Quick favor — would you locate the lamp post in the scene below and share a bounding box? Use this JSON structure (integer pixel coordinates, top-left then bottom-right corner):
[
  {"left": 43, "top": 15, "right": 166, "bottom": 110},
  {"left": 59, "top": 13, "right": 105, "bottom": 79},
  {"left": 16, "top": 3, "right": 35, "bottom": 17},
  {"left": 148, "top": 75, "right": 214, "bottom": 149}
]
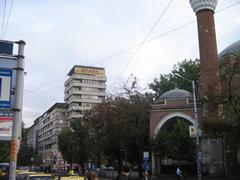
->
[{"left": 174, "top": 73, "right": 202, "bottom": 180}]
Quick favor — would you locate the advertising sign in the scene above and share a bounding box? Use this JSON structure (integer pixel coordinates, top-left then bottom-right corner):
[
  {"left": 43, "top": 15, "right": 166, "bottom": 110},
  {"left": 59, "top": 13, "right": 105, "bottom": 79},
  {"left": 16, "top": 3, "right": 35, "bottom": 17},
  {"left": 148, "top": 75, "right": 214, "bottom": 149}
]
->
[
  {"left": 0, "top": 56, "right": 17, "bottom": 140},
  {"left": 74, "top": 66, "right": 105, "bottom": 76},
  {"left": 0, "top": 110, "right": 14, "bottom": 140},
  {"left": 0, "top": 69, "right": 12, "bottom": 108}
]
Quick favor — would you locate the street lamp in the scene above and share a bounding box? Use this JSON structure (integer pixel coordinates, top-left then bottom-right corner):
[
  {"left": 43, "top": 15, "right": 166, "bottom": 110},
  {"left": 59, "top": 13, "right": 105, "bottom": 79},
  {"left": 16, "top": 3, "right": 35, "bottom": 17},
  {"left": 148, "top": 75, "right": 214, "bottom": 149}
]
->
[{"left": 174, "top": 73, "right": 202, "bottom": 180}]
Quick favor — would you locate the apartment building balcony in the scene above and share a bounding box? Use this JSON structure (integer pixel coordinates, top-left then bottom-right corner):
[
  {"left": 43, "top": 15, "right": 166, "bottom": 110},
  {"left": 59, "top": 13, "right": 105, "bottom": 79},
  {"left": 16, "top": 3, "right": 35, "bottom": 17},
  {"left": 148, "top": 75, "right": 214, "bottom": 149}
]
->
[
  {"left": 67, "top": 106, "right": 91, "bottom": 112},
  {"left": 64, "top": 82, "right": 106, "bottom": 92},
  {"left": 64, "top": 89, "right": 106, "bottom": 100}
]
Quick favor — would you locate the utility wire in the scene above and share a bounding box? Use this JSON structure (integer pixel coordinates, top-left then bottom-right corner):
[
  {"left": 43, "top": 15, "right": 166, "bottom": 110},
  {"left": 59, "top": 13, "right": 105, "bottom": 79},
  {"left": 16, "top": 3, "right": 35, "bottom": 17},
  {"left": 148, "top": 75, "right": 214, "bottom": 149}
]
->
[
  {"left": 28, "top": 75, "right": 67, "bottom": 92},
  {"left": 29, "top": 86, "right": 64, "bottom": 94},
  {"left": 3, "top": 0, "right": 14, "bottom": 39},
  {"left": 111, "top": 0, "right": 174, "bottom": 89},
  {"left": 216, "top": 1, "right": 240, "bottom": 13},
  {"left": 92, "top": 1, "right": 240, "bottom": 66},
  {"left": 1, "top": 0, "right": 7, "bottom": 39},
  {"left": 108, "top": 1, "right": 240, "bottom": 91},
  {"left": 24, "top": 89, "right": 61, "bottom": 102},
  {"left": 25, "top": 1, "right": 240, "bottom": 94}
]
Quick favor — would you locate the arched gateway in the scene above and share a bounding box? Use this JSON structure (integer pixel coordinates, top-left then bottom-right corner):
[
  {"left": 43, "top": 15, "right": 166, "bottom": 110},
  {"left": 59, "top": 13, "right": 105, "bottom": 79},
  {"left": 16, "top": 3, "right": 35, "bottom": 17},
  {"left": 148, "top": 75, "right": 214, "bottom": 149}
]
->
[{"left": 149, "top": 88, "right": 202, "bottom": 175}]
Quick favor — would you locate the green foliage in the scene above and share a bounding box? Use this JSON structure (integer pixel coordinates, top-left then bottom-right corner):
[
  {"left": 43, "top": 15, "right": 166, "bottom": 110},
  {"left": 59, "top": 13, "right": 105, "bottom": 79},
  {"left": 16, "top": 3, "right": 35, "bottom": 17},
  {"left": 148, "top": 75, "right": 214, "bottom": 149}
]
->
[
  {"left": 0, "top": 142, "right": 10, "bottom": 162},
  {"left": 58, "top": 118, "right": 94, "bottom": 164},
  {"left": 85, "top": 92, "right": 152, "bottom": 165},
  {"left": 17, "top": 145, "right": 34, "bottom": 166},
  {"left": 17, "top": 124, "right": 34, "bottom": 166},
  {"left": 58, "top": 128, "right": 75, "bottom": 164},
  {"left": 149, "top": 59, "right": 200, "bottom": 99},
  {"left": 151, "top": 120, "right": 196, "bottom": 162}
]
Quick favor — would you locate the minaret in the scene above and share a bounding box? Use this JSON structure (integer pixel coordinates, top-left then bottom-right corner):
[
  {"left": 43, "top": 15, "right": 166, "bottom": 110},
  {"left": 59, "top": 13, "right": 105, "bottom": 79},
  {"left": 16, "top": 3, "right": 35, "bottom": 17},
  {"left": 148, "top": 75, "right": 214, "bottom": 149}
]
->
[{"left": 190, "top": 0, "right": 221, "bottom": 100}]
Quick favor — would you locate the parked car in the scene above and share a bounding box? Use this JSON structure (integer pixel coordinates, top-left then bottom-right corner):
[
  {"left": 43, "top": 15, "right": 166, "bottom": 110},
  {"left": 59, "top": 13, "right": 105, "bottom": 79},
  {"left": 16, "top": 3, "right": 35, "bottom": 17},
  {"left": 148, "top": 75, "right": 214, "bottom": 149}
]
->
[
  {"left": 16, "top": 172, "right": 36, "bottom": 180},
  {"left": 24, "top": 173, "right": 52, "bottom": 180}
]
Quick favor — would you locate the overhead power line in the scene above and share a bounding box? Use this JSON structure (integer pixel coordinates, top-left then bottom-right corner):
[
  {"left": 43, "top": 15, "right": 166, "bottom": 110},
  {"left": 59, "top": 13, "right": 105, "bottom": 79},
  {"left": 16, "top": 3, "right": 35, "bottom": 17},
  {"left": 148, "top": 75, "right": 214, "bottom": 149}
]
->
[
  {"left": 25, "top": 1, "right": 240, "bottom": 94},
  {"left": 28, "top": 75, "right": 67, "bottom": 92},
  {"left": 111, "top": 0, "right": 174, "bottom": 89},
  {"left": 216, "top": 1, "right": 240, "bottom": 13},
  {"left": 24, "top": 89, "right": 61, "bottom": 102},
  {"left": 1, "top": 0, "right": 7, "bottom": 39},
  {"left": 92, "top": 1, "right": 240, "bottom": 66},
  {"left": 3, "top": 0, "right": 14, "bottom": 39}
]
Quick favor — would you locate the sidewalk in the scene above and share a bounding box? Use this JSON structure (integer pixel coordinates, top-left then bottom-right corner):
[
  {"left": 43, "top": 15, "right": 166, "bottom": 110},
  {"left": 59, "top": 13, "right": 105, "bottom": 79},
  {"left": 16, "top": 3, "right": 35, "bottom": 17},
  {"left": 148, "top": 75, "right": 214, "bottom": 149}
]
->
[{"left": 99, "top": 171, "right": 240, "bottom": 180}]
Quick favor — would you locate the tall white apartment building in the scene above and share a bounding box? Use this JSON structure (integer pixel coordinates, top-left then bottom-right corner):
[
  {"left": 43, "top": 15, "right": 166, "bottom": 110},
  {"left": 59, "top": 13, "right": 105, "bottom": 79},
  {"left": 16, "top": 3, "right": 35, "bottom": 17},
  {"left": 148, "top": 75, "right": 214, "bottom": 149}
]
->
[{"left": 64, "top": 65, "right": 106, "bottom": 119}]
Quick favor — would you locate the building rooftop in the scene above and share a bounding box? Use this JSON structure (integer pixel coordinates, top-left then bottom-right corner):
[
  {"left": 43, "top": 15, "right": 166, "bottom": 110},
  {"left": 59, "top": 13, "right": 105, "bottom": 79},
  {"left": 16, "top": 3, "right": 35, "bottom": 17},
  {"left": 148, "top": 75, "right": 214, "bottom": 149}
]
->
[
  {"left": 67, "top": 65, "right": 105, "bottom": 76},
  {"left": 219, "top": 40, "right": 240, "bottom": 60},
  {"left": 159, "top": 88, "right": 192, "bottom": 100}
]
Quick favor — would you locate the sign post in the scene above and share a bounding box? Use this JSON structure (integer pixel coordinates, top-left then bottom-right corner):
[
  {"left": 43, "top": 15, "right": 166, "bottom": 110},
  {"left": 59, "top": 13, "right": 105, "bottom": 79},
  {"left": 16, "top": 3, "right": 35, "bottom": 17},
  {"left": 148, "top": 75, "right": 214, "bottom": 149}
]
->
[
  {"left": 143, "top": 151, "right": 149, "bottom": 161},
  {"left": 6, "top": 40, "right": 25, "bottom": 180}
]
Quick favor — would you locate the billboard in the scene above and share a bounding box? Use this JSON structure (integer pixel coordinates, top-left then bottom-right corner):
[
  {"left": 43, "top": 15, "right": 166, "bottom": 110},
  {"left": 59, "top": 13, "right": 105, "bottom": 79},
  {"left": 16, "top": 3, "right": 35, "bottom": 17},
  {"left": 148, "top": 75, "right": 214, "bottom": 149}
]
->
[
  {"left": 0, "top": 69, "right": 12, "bottom": 108},
  {"left": 0, "top": 56, "right": 17, "bottom": 140},
  {"left": 0, "top": 110, "right": 14, "bottom": 140},
  {"left": 74, "top": 66, "right": 105, "bottom": 76}
]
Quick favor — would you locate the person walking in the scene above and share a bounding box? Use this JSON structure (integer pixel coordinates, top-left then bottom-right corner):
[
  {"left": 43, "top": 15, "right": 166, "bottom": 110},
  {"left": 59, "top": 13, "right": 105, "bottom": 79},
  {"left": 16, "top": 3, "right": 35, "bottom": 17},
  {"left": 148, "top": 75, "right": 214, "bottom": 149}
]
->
[
  {"left": 143, "top": 161, "right": 151, "bottom": 180},
  {"left": 86, "top": 172, "right": 99, "bottom": 180},
  {"left": 176, "top": 166, "right": 182, "bottom": 180},
  {"left": 115, "top": 162, "right": 131, "bottom": 180}
]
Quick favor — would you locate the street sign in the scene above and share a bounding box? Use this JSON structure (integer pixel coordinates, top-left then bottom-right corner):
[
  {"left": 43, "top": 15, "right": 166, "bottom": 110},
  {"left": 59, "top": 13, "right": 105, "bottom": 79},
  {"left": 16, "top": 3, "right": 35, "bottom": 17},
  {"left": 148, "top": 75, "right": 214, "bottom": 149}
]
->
[
  {"left": 0, "top": 69, "right": 12, "bottom": 108},
  {"left": 143, "top": 151, "right": 150, "bottom": 161},
  {"left": 143, "top": 161, "right": 150, "bottom": 170},
  {"left": 189, "top": 125, "right": 197, "bottom": 137},
  {"left": 0, "top": 41, "right": 13, "bottom": 55},
  {"left": 0, "top": 51, "right": 17, "bottom": 141}
]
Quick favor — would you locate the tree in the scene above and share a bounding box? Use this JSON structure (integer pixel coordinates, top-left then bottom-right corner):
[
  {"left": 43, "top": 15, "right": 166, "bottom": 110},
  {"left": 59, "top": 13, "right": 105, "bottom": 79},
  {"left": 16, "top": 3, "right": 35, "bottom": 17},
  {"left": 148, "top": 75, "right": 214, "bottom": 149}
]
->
[
  {"left": 149, "top": 59, "right": 200, "bottom": 99},
  {"left": 151, "top": 119, "right": 196, "bottom": 162},
  {"left": 0, "top": 142, "right": 10, "bottom": 162},
  {"left": 58, "top": 117, "right": 93, "bottom": 172},
  {"left": 18, "top": 124, "right": 34, "bottom": 166},
  {"left": 58, "top": 128, "right": 74, "bottom": 166},
  {"left": 201, "top": 54, "right": 240, "bottom": 176},
  {"left": 71, "top": 77, "right": 152, "bottom": 176}
]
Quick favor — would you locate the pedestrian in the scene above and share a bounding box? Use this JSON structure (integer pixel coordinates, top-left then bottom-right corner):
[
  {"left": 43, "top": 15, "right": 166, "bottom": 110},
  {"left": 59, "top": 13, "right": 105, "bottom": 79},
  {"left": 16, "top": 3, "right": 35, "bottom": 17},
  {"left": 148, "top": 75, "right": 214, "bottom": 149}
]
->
[
  {"left": 68, "top": 169, "right": 74, "bottom": 175},
  {"left": 143, "top": 161, "right": 151, "bottom": 180},
  {"left": 115, "top": 162, "right": 131, "bottom": 180},
  {"left": 86, "top": 172, "right": 99, "bottom": 180},
  {"left": 176, "top": 166, "right": 182, "bottom": 180}
]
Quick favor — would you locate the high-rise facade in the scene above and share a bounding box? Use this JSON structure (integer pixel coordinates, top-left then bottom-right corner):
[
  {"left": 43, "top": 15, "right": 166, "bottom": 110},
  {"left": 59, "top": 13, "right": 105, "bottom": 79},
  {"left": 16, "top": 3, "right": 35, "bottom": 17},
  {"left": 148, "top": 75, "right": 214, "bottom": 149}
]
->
[{"left": 64, "top": 65, "right": 107, "bottom": 120}]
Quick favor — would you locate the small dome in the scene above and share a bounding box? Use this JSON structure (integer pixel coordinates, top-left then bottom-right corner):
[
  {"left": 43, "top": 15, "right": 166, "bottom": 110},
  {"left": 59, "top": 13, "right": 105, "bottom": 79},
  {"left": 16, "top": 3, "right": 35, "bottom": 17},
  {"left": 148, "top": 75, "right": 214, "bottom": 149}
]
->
[
  {"left": 159, "top": 88, "right": 192, "bottom": 100},
  {"left": 219, "top": 40, "right": 240, "bottom": 60}
]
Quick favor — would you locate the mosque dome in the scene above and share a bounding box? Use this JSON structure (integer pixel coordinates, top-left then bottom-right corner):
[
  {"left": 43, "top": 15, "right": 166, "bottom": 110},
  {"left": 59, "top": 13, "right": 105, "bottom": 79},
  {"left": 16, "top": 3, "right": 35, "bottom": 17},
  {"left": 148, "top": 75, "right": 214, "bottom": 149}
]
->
[
  {"left": 219, "top": 40, "right": 240, "bottom": 60},
  {"left": 159, "top": 88, "right": 192, "bottom": 100}
]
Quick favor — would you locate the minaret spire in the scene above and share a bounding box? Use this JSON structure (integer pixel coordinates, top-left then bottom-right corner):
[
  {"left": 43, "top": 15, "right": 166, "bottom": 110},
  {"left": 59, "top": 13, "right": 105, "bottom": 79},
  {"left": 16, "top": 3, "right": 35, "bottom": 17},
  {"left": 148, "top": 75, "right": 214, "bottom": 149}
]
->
[{"left": 190, "top": 0, "right": 220, "bottom": 99}]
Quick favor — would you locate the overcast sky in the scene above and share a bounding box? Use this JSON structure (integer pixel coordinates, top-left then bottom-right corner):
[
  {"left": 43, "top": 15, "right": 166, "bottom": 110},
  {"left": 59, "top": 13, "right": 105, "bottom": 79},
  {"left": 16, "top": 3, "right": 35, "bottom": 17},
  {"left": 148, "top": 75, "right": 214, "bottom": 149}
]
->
[{"left": 2, "top": 0, "right": 239, "bottom": 127}]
